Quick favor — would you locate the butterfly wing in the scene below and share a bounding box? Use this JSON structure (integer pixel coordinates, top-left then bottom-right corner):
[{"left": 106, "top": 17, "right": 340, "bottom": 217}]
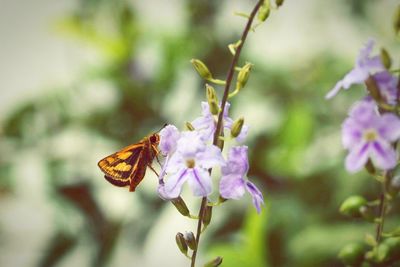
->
[{"left": 98, "top": 143, "right": 144, "bottom": 189}]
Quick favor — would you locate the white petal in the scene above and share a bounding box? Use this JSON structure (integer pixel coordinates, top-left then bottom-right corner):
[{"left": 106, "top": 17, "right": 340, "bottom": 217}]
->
[
  {"left": 164, "top": 168, "right": 189, "bottom": 199},
  {"left": 187, "top": 168, "right": 212, "bottom": 197},
  {"left": 197, "top": 145, "right": 225, "bottom": 169}
]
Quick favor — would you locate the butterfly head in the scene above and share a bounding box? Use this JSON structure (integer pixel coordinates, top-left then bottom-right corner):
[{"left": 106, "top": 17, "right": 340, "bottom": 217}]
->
[{"left": 149, "top": 133, "right": 160, "bottom": 144}]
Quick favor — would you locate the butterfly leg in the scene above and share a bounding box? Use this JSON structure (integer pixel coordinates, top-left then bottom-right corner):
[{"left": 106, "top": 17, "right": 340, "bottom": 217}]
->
[{"left": 148, "top": 164, "right": 159, "bottom": 177}]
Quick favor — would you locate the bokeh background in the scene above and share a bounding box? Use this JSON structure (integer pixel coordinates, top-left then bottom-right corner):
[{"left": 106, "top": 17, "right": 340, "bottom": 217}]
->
[{"left": 1, "top": 0, "right": 400, "bottom": 266}]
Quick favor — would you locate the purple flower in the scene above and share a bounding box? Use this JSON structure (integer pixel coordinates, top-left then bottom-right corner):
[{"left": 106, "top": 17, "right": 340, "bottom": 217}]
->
[
  {"left": 191, "top": 101, "right": 248, "bottom": 142},
  {"left": 219, "top": 146, "right": 264, "bottom": 213},
  {"left": 326, "top": 39, "right": 385, "bottom": 99},
  {"left": 342, "top": 100, "right": 400, "bottom": 173},
  {"left": 162, "top": 131, "right": 225, "bottom": 199},
  {"left": 372, "top": 71, "right": 398, "bottom": 105},
  {"left": 159, "top": 124, "right": 180, "bottom": 156}
]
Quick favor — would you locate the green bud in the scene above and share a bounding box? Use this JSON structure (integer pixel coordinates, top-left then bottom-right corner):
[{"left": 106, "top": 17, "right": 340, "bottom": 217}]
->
[
  {"left": 338, "top": 243, "right": 365, "bottom": 266},
  {"left": 230, "top": 117, "right": 244, "bottom": 138},
  {"left": 394, "top": 5, "right": 400, "bottom": 34},
  {"left": 191, "top": 59, "right": 213, "bottom": 81},
  {"left": 202, "top": 205, "right": 212, "bottom": 227},
  {"left": 185, "top": 232, "right": 197, "bottom": 250},
  {"left": 206, "top": 84, "right": 218, "bottom": 102},
  {"left": 365, "top": 76, "right": 382, "bottom": 103},
  {"left": 206, "top": 84, "right": 220, "bottom": 115},
  {"left": 171, "top": 197, "right": 190, "bottom": 217},
  {"left": 275, "top": 0, "right": 284, "bottom": 7},
  {"left": 339, "top": 195, "right": 368, "bottom": 217},
  {"left": 203, "top": 256, "right": 223, "bottom": 267},
  {"left": 380, "top": 48, "right": 392, "bottom": 70},
  {"left": 258, "top": 0, "right": 271, "bottom": 22},
  {"left": 176, "top": 232, "right": 188, "bottom": 255},
  {"left": 185, "top": 121, "right": 195, "bottom": 131},
  {"left": 209, "top": 101, "right": 220, "bottom": 115},
  {"left": 237, "top": 63, "right": 253, "bottom": 89}
]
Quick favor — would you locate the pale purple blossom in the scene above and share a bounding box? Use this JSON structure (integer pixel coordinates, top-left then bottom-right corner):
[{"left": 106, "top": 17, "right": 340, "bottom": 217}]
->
[
  {"left": 372, "top": 71, "right": 398, "bottom": 105},
  {"left": 326, "top": 39, "right": 385, "bottom": 99},
  {"left": 159, "top": 124, "right": 180, "bottom": 156},
  {"left": 342, "top": 100, "right": 400, "bottom": 173},
  {"left": 191, "top": 101, "right": 248, "bottom": 142},
  {"left": 161, "top": 131, "right": 225, "bottom": 199},
  {"left": 219, "top": 146, "right": 264, "bottom": 213}
]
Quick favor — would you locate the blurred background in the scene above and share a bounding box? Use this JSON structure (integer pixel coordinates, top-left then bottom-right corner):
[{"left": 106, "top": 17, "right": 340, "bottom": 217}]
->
[{"left": 1, "top": 0, "right": 400, "bottom": 266}]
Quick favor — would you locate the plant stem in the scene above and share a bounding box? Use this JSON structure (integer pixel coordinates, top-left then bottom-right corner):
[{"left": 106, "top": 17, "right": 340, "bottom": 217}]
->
[
  {"left": 375, "top": 172, "right": 388, "bottom": 243},
  {"left": 190, "top": 1, "right": 264, "bottom": 266}
]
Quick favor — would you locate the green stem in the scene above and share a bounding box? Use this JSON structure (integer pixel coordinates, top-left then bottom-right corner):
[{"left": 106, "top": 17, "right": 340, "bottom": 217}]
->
[
  {"left": 375, "top": 172, "right": 388, "bottom": 243},
  {"left": 190, "top": 1, "right": 264, "bottom": 266}
]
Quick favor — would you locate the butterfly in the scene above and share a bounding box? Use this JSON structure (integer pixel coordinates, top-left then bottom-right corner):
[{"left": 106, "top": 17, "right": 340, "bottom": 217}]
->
[{"left": 98, "top": 133, "right": 160, "bottom": 192}]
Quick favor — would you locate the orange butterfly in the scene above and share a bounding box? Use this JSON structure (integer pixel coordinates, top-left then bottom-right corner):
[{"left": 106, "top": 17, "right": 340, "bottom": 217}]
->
[{"left": 98, "top": 133, "right": 160, "bottom": 192}]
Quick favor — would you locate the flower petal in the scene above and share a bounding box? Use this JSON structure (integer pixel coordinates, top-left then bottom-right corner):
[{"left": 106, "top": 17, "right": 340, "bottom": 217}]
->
[
  {"left": 245, "top": 181, "right": 264, "bottom": 214},
  {"left": 236, "top": 124, "right": 249, "bottom": 143},
  {"left": 369, "top": 140, "right": 397, "bottom": 170},
  {"left": 219, "top": 174, "right": 246, "bottom": 199},
  {"left": 187, "top": 168, "right": 212, "bottom": 197},
  {"left": 221, "top": 146, "right": 249, "bottom": 176},
  {"left": 165, "top": 151, "right": 185, "bottom": 173},
  {"left": 164, "top": 168, "right": 189, "bottom": 199},
  {"left": 342, "top": 117, "right": 363, "bottom": 149},
  {"left": 373, "top": 71, "right": 398, "bottom": 105},
  {"left": 197, "top": 145, "right": 225, "bottom": 169},
  {"left": 326, "top": 80, "right": 345, "bottom": 99},
  {"left": 159, "top": 124, "right": 180, "bottom": 155},
  {"left": 176, "top": 131, "right": 206, "bottom": 157},
  {"left": 345, "top": 142, "right": 370, "bottom": 173},
  {"left": 378, "top": 113, "right": 400, "bottom": 142}
]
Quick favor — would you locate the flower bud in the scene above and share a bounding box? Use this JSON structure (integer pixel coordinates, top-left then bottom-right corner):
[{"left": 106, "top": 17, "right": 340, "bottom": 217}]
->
[
  {"left": 176, "top": 232, "right": 188, "bottom": 255},
  {"left": 191, "top": 59, "right": 213, "bottom": 81},
  {"left": 338, "top": 243, "right": 365, "bottom": 266},
  {"left": 185, "top": 121, "right": 195, "bottom": 131},
  {"left": 202, "top": 205, "right": 212, "bottom": 227},
  {"left": 236, "top": 63, "right": 253, "bottom": 91},
  {"left": 205, "top": 84, "right": 220, "bottom": 115},
  {"left": 185, "top": 232, "right": 197, "bottom": 250},
  {"left": 203, "top": 256, "right": 223, "bottom": 267},
  {"left": 171, "top": 197, "right": 190, "bottom": 217},
  {"left": 380, "top": 48, "right": 392, "bottom": 70},
  {"left": 230, "top": 117, "right": 244, "bottom": 138},
  {"left": 394, "top": 5, "right": 400, "bottom": 34},
  {"left": 275, "top": 0, "right": 284, "bottom": 7},
  {"left": 258, "top": 0, "right": 270, "bottom": 22},
  {"left": 339, "top": 195, "right": 367, "bottom": 217},
  {"left": 365, "top": 76, "right": 382, "bottom": 103},
  {"left": 206, "top": 84, "right": 218, "bottom": 102}
]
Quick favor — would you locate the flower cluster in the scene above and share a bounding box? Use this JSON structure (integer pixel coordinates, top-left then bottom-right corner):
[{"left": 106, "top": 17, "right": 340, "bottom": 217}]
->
[
  {"left": 158, "top": 102, "right": 263, "bottom": 213},
  {"left": 327, "top": 39, "right": 400, "bottom": 173}
]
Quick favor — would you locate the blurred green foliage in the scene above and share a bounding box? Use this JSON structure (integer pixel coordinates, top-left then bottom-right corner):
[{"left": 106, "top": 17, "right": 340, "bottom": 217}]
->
[{"left": 1, "top": 0, "right": 399, "bottom": 267}]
